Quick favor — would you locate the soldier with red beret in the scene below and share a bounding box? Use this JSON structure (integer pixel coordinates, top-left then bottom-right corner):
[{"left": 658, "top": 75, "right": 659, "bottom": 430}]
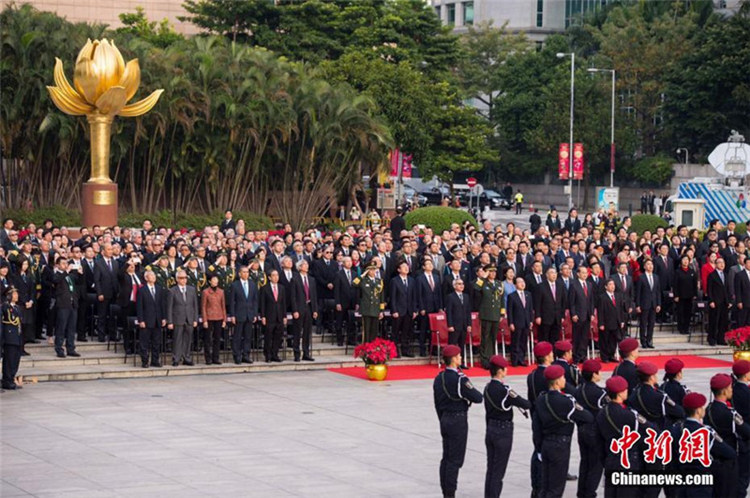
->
[
  {"left": 553, "top": 340, "right": 580, "bottom": 395},
  {"left": 483, "top": 355, "right": 531, "bottom": 498},
  {"left": 733, "top": 359, "right": 750, "bottom": 496},
  {"left": 573, "top": 358, "right": 607, "bottom": 498},
  {"left": 612, "top": 338, "right": 639, "bottom": 394},
  {"left": 705, "top": 373, "right": 750, "bottom": 498},
  {"left": 661, "top": 358, "right": 689, "bottom": 413},
  {"left": 527, "top": 341, "right": 553, "bottom": 497},
  {"left": 432, "top": 344, "right": 483, "bottom": 498},
  {"left": 533, "top": 364, "right": 593, "bottom": 498}
]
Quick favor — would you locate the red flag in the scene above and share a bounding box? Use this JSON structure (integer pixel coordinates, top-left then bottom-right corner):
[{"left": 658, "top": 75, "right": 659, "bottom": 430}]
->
[
  {"left": 558, "top": 143, "right": 570, "bottom": 180},
  {"left": 573, "top": 143, "right": 584, "bottom": 180}
]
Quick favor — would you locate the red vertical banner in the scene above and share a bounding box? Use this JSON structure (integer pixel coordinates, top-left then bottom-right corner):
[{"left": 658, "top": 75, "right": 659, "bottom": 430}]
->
[
  {"left": 558, "top": 143, "right": 570, "bottom": 180},
  {"left": 573, "top": 143, "right": 584, "bottom": 180},
  {"left": 390, "top": 149, "right": 399, "bottom": 177},
  {"left": 402, "top": 153, "right": 412, "bottom": 178}
]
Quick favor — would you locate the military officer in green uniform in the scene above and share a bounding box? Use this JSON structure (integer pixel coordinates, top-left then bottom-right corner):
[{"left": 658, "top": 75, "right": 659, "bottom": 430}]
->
[
  {"left": 182, "top": 257, "right": 207, "bottom": 297},
  {"left": 248, "top": 258, "right": 267, "bottom": 289},
  {"left": 146, "top": 254, "right": 174, "bottom": 289},
  {"left": 473, "top": 264, "right": 504, "bottom": 369},
  {"left": 208, "top": 251, "right": 235, "bottom": 293},
  {"left": 354, "top": 261, "right": 384, "bottom": 342},
  {"left": 1, "top": 287, "right": 23, "bottom": 390}
]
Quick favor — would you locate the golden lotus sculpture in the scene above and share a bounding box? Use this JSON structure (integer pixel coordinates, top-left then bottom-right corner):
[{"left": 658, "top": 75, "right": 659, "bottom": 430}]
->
[{"left": 47, "top": 38, "right": 163, "bottom": 184}]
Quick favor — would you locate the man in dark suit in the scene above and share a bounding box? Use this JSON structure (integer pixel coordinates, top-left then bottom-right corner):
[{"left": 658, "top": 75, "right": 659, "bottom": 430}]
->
[
  {"left": 707, "top": 258, "right": 730, "bottom": 346},
  {"left": 278, "top": 256, "right": 295, "bottom": 311},
  {"left": 416, "top": 258, "right": 443, "bottom": 357},
  {"left": 220, "top": 209, "right": 236, "bottom": 233},
  {"left": 334, "top": 256, "right": 358, "bottom": 347},
  {"left": 444, "top": 279, "right": 472, "bottom": 351},
  {"left": 598, "top": 279, "right": 626, "bottom": 362},
  {"left": 524, "top": 261, "right": 545, "bottom": 301},
  {"left": 390, "top": 261, "right": 418, "bottom": 357},
  {"left": 77, "top": 245, "right": 97, "bottom": 341},
  {"left": 311, "top": 246, "right": 338, "bottom": 335},
  {"left": 228, "top": 266, "right": 259, "bottom": 363},
  {"left": 52, "top": 257, "right": 82, "bottom": 358},
  {"left": 612, "top": 262, "right": 634, "bottom": 313},
  {"left": 516, "top": 242, "right": 532, "bottom": 278},
  {"left": 290, "top": 260, "right": 319, "bottom": 362},
  {"left": 653, "top": 244, "right": 674, "bottom": 322},
  {"left": 259, "top": 269, "right": 287, "bottom": 362},
  {"left": 136, "top": 270, "right": 167, "bottom": 368},
  {"left": 443, "top": 259, "right": 466, "bottom": 299},
  {"left": 167, "top": 270, "right": 199, "bottom": 366},
  {"left": 116, "top": 256, "right": 143, "bottom": 355},
  {"left": 569, "top": 266, "right": 595, "bottom": 364},
  {"left": 534, "top": 267, "right": 567, "bottom": 343},
  {"left": 735, "top": 258, "right": 750, "bottom": 327},
  {"left": 507, "top": 277, "right": 533, "bottom": 366},
  {"left": 94, "top": 243, "right": 119, "bottom": 342},
  {"left": 635, "top": 260, "right": 661, "bottom": 349}
]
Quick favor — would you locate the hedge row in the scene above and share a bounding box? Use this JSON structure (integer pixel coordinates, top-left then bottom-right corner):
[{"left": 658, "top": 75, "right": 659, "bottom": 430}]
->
[
  {"left": 2, "top": 207, "right": 274, "bottom": 230},
  {"left": 404, "top": 206, "right": 478, "bottom": 234}
]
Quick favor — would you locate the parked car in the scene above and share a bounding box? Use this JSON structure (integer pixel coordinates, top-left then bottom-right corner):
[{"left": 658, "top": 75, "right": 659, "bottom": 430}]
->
[
  {"left": 419, "top": 186, "right": 450, "bottom": 206},
  {"left": 402, "top": 184, "right": 427, "bottom": 207},
  {"left": 459, "top": 189, "right": 511, "bottom": 210}
]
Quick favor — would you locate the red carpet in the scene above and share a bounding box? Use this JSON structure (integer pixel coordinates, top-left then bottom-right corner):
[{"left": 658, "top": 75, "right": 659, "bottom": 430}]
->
[{"left": 328, "top": 355, "right": 732, "bottom": 381}]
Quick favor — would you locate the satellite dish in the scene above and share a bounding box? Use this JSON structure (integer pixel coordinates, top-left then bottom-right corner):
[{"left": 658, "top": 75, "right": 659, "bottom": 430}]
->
[{"left": 708, "top": 130, "right": 750, "bottom": 177}]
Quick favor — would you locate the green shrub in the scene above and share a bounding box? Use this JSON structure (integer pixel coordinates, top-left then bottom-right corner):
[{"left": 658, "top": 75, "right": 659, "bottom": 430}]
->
[
  {"left": 2, "top": 208, "right": 273, "bottom": 231},
  {"left": 404, "top": 206, "right": 478, "bottom": 234},
  {"left": 631, "top": 155, "right": 674, "bottom": 186},
  {"left": 719, "top": 223, "right": 748, "bottom": 237},
  {"left": 2, "top": 206, "right": 81, "bottom": 226},
  {"left": 629, "top": 214, "right": 668, "bottom": 234}
]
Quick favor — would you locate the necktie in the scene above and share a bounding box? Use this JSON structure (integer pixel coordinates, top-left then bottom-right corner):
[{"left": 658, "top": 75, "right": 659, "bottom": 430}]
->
[
  {"left": 720, "top": 271, "right": 725, "bottom": 283},
  {"left": 621, "top": 275, "right": 626, "bottom": 291},
  {"left": 303, "top": 276, "right": 310, "bottom": 301},
  {"left": 131, "top": 275, "right": 138, "bottom": 301},
  {"left": 243, "top": 280, "right": 248, "bottom": 297},
  {"left": 520, "top": 292, "right": 526, "bottom": 307},
  {"left": 150, "top": 286, "right": 155, "bottom": 299},
  {"left": 583, "top": 282, "right": 588, "bottom": 297},
  {"left": 459, "top": 293, "right": 463, "bottom": 304},
  {"left": 403, "top": 278, "right": 408, "bottom": 289},
  {"left": 611, "top": 294, "right": 616, "bottom": 306},
  {"left": 273, "top": 284, "right": 278, "bottom": 301},
  {"left": 107, "top": 259, "right": 112, "bottom": 272},
  {"left": 89, "top": 260, "right": 94, "bottom": 271},
  {"left": 428, "top": 274, "right": 434, "bottom": 290},
  {"left": 181, "top": 287, "right": 186, "bottom": 301},
  {"left": 326, "top": 260, "right": 330, "bottom": 266},
  {"left": 648, "top": 274, "right": 653, "bottom": 289},
  {"left": 346, "top": 270, "right": 351, "bottom": 284},
  {"left": 551, "top": 283, "right": 556, "bottom": 300},
  {"left": 536, "top": 274, "right": 541, "bottom": 284}
]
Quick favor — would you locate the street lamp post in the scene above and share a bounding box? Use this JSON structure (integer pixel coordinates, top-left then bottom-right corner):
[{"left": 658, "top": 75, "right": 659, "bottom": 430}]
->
[
  {"left": 676, "top": 147, "right": 689, "bottom": 166},
  {"left": 588, "top": 67, "right": 616, "bottom": 187},
  {"left": 557, "top": 52, "right": 575, "bottom": 209}
]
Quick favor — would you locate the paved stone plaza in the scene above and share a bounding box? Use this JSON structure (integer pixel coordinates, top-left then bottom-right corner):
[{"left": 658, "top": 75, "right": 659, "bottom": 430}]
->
[{"left": 0, "top": 357, "right": 732, "bottom": 497}]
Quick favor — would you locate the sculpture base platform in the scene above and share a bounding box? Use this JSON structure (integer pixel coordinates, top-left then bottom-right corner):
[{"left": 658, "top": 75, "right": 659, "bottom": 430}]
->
[{"left": 81, "top": 182, "right": 118, "bottom": 228}]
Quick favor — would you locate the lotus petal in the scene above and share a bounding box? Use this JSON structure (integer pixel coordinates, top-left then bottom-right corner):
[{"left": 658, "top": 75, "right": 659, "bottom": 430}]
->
[
  {"left": 93, "top": 39, "right": 123, "bottom": 94},
  {"left": 110, "top": 39, "right": 126, "bottom": 79},
  {"left": 53, "top": 58, "right": 80, "bottom": 101},
  {"left": 75, "top": 38, "right": 94, "bottom": 65},
  {"left": 118, "top": 89, "right": 163, "bottom": 117},
  {"left": 47, "top": 86, "right": 95, "bottom": 115},
  {"left": 118, "top": 59, "right": 141, "bottom": 102},
  {"left": 74, "top": 57, "right": 100, "bottom": 104},
  {"left": 95, "top": 86, "right": 128, "bottom": 116}
]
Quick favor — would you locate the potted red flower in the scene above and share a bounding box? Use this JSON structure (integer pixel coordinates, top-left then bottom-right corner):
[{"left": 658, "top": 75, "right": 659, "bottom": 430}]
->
[
  {"left": 724, "top": 326, "right": 750, "bottom": 362},
  {"left": 354, "top": 338, "right": 398, "bottom": 381}
]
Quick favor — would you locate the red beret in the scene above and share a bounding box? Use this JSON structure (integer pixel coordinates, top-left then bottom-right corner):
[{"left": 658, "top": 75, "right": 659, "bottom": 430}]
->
[
  {"left": 544, "top": 364, "right": 565, "bottom": 381},
  {"left": 733, "top": 360, "right": 750, "bottom": 377},
  {"left": 443, "top": 345, "right": 462, "bottom": 358},
  {"left": 490, "top": 355, "right": 508, "bottom": 369},
  {"left": 618, "top": 338, "right": 639, "bottom": 354},
  {"left": 683, "top": 392, "right": 707, "bottom": 410},
  {"left": 534, "top": 341, "right": 553, "bottom": 357},
  {"left": 554, "top": 340, "right": 572, "bottom": 352},
  {"left": 637, "top": 361, "right": 658, "bottom": 376},
  {"left": 606, "top": 376, "right": 629, "bottom": 394},
  {"left": 582, "top": 359, "right": 602, "bottom": 373},
  {"left": 664, "top": 358, "right": 684, "bottom": 375},
  {"left": 711, "top": 373, "right": 733, "bottom": 390}
]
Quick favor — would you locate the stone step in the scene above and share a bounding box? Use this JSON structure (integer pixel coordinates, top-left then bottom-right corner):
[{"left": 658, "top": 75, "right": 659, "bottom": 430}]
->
[{"left": 17, "top": 355, "right": 429, "bottom": 383}]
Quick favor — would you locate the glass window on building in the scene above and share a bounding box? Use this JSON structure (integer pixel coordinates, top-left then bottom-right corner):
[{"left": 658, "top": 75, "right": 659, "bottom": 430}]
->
[
  {"left": 447, "top": 3, "right": 456, "bottom": 25},
  {"left": 463, "top": 2, "right": 474, "bottom": 25},
  {"left": 536, "top": 0, "right": 544, "bottom": 27},
  {"left": 566, "top": 0, "right": 608, "bottom": 27},
  {"left": 435, "top": 7, "right": 441, "bottom": 19}
]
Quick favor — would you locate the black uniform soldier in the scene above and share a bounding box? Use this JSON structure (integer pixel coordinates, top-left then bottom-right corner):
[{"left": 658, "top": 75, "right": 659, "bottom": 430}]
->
[
  {"left": 433, "top": 344, "right": 483, "bottom": 498},
  {"left": 574, "top": 359, "right": 608, "bottom": 498},
  {"left": 612, "top": 337, "right": 639, "bottom": 394},
  {"left": 669, "top": 392, "right": 736, "bottom": 498},
  {"left": 533, "top": 364, "right": 593, "bottom": 498},
  {"left": 705, "top": 373, "right": 750, "bottom": 498},
  {"left": 527, "top": 341, "right": 553, "bottom": 498},
  {"left": 596, "top": 376, "right": 651, "bottom": 498},
  {"left": 733, "top": 359, "right": 750, "bottom": 498},
  {"left": 1, "top": 287, "right": 22, "bottom": 390},
  {"left": 552, "top": 340, "right": 580, "bottom": 394},
  {"left": 661, "top": 358, "right": 689, "bottom": 423},
  {"left": 483, "top": 354, "right": 531, "bottom": 498},
  {"left": 627, "top": 361, "right": 685, "bottom": 498}
]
